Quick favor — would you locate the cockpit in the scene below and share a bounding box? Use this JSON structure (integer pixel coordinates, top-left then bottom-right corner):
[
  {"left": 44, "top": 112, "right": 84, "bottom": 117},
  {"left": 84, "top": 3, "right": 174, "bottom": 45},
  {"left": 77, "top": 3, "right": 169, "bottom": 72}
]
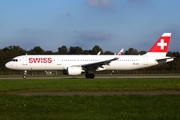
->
[{"left": 11, "top": 59, "right": 18, "bottom": 62}]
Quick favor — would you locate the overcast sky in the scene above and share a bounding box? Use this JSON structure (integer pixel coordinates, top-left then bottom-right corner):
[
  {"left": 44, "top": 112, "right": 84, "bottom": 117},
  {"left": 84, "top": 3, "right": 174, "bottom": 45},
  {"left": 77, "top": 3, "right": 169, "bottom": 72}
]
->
[{"left": 0, "top": 0, "right": 180, "bottom": 53}]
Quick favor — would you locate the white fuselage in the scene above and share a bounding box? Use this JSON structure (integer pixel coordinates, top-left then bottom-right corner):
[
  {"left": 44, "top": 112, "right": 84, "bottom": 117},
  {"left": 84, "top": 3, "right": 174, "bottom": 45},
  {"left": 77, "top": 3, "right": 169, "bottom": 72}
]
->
[{"left": 5, "top": 54, "right": 169, "bottom": 71}]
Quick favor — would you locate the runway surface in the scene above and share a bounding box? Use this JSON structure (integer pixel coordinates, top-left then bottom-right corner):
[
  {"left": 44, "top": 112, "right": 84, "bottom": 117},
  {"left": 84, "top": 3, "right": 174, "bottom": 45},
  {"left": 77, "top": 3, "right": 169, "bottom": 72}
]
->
[{"left": 1, "top": 75, "right": 180, "bottom": 80}]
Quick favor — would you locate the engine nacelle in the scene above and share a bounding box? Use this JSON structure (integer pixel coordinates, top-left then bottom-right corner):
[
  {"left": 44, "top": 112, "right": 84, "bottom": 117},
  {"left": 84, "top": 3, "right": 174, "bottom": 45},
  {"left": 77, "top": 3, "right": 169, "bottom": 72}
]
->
[{"left": 63, "top": 67, "right": 82, "bottom": 75}]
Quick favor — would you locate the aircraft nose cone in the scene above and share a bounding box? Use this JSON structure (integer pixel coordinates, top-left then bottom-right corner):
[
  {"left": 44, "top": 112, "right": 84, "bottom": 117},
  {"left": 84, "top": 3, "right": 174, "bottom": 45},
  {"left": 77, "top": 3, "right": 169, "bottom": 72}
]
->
[
  {"left": 5, "top": 62, "right": 9, "bottom": 68},
  {"left": 5, "top": 62, "right": 11, "bottom": 69}
]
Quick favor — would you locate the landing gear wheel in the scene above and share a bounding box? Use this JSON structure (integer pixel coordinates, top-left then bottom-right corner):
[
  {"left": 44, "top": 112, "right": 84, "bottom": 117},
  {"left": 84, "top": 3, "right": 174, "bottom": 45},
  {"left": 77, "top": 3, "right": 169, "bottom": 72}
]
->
[
  {"left": 85, "top": 73, "right": 90, "bottom": 78},
  {"left": 23, "top": 70, "right": 27, "bottom": 79},
  {"left": 89, "top": 74, "right": 95, "bottom": 78},
  {"left": 85, "top": 73, "right": 95, "bottom": 79},
  {"left": 23, "top": 75, "right": 26, "bottom": 79}
]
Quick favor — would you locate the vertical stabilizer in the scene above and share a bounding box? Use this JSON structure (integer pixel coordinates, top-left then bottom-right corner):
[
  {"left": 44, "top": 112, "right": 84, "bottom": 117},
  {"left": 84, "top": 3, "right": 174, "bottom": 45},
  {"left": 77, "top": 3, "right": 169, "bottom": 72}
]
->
[{"left": 145, "top": 33, "right": 171, "bottom": 56}]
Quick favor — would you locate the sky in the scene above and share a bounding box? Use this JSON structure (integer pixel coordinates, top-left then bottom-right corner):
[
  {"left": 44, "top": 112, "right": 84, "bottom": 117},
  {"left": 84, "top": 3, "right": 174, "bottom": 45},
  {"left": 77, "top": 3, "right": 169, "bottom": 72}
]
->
[{"left": 0, "top": 0, "right": 180, "bottom": 53}]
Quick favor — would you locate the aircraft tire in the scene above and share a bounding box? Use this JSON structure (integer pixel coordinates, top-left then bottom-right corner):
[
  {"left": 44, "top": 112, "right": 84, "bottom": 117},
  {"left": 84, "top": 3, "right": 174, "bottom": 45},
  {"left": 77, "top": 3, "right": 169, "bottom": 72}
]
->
[
  {"left": 85, "top": 73, "right": 90, "bottom": 78},
  {"left": 23, "top": 75, "right": 26, "bottom": 79},
  {"left": 90, "top": 74, "right": 95, "bottom": 78},
  {"left": 85, "top": 73, "right": 95, "bottom": 79}
]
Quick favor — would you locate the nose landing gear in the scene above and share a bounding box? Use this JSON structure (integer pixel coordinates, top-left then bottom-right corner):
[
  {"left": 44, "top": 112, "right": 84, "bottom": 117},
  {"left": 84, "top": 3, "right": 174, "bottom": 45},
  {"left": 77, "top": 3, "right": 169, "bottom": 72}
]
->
[{"left": 23, "top": 70, "right": 27, "bottom": 79}]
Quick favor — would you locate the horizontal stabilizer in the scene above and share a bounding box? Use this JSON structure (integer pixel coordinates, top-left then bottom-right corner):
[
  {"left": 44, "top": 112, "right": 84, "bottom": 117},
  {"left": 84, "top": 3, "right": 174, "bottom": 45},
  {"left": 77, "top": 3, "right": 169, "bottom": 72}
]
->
[{"left": 156, "top": 57, "right": 174, "bottom": 65}]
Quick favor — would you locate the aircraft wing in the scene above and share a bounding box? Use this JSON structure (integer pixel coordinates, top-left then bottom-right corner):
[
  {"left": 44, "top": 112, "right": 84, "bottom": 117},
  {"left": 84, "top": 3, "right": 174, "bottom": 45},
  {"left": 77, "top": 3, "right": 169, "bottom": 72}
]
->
[{"left": 80, "top": 49, "right": 124, "bottom": 71}]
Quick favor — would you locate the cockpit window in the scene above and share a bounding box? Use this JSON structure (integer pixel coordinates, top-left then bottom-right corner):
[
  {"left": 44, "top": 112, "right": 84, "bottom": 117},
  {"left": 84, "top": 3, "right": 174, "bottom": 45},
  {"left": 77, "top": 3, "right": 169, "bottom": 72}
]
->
[{"left": 11, "top": 59, "right": 18, "bottom": 62}]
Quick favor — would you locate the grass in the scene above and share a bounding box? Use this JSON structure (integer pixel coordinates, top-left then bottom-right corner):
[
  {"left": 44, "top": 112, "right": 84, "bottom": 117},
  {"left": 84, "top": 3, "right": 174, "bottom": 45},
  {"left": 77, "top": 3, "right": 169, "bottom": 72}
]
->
[
  {"left": 0, "top": 78, "right": 180, "bottom": 92},
  {"left": 0, "top": 94, "right": 179, "bottom": 120},
  {"left": 0, "top": 77, "right": 180, "bottom": 119}
]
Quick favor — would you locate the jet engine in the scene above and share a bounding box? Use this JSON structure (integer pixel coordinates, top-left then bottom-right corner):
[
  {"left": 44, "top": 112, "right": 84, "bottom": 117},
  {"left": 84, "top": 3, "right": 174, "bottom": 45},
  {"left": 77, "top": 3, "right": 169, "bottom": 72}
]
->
[{"left": 63, "top": 66, "right": 82, "bottom": 75}]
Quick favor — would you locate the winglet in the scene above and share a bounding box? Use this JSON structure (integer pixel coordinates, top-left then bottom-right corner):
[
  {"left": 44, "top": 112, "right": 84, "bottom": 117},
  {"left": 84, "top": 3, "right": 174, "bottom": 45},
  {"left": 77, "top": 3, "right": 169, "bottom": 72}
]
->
[
  {"left": 117, "top": 49, "right": 124, "bottom": 56},
  {"left": 115, "top": 49, "right": 124, "bottom": 59},
  {"left": 97, "top": 51, "right": 101, "bottom": 55}
]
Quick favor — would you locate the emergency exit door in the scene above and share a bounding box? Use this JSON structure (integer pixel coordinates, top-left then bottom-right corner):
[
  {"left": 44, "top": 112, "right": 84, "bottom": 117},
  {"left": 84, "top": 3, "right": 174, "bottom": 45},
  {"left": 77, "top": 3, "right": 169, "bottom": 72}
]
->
[{"left": 57, "top": 57, "right": 61, "bottom": 65}]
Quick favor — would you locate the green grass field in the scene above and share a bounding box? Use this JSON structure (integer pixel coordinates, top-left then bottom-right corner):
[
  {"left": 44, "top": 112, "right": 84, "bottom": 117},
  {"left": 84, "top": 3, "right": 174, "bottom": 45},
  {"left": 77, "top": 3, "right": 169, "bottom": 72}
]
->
[
  {"left": 0, "top": 94, "right": 180, "bottom": 120},
  {"left": 0, "top": 78, "right": 180, "bottom": 119},
  {"left": 0, "top": 78, "right": 180, "bottom": 92}
]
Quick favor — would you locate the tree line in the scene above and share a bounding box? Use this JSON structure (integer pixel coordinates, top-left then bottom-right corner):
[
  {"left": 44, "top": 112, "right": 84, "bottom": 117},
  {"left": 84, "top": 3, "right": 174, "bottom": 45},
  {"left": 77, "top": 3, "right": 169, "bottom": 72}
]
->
[{"left": 0, "top": 45, "right": 180, "bottom": 74}]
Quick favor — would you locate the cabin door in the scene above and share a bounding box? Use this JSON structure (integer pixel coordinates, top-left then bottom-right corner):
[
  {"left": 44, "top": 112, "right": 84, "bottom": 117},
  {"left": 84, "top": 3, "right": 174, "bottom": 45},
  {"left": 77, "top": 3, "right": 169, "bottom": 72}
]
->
[
  {"left": 143, "top": 57, "right": 148, "bottom": 65},
  {"left": 57, "top": 57, "right": 61, "bottom": 65},
  {"left": 23, "top": 56, "right": 27, "bottom": 65}
]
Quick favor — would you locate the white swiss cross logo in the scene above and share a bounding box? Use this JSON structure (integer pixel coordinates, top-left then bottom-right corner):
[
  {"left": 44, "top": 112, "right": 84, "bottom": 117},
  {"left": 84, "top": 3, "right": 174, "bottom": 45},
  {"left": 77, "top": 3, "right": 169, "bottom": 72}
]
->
[{"left": 157, "top": 39, "right": 167, "bottom": 50}]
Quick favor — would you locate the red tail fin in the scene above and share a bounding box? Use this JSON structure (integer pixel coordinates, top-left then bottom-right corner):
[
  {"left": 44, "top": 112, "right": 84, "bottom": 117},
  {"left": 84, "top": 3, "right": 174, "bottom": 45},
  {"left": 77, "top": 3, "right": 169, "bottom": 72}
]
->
[{"left": 148, "top": 33, "right": 171, "bottom": 52}]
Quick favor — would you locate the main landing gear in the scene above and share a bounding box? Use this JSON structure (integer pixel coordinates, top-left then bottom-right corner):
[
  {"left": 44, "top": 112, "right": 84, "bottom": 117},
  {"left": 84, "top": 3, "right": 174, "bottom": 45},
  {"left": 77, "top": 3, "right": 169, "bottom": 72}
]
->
[
  {"left": 85, "top": 73, "right": 95, "bottom": 79},
  {"left": 23, "top": 70, "right": 27, "bottom": 79}
]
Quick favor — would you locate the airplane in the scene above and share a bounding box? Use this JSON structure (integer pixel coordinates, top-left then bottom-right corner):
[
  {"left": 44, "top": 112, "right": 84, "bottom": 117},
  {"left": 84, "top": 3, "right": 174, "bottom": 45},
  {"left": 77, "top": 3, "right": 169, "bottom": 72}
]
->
[{"left": 5, "top": 33, "right": 174, "bottom": 79}]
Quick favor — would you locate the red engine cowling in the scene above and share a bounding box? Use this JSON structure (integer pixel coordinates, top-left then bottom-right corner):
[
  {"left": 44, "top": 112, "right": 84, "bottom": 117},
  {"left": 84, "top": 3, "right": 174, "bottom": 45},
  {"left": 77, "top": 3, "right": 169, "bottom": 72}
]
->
[{"left": 63, "top": 67, "right": 82, "bottom": 75}]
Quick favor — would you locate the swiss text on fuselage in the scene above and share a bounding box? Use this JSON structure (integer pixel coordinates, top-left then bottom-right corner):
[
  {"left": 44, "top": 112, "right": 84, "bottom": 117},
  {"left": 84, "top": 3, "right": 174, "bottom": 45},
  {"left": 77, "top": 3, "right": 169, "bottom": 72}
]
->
[{"left": 29, "top": 58, "right": 52, "bottom": 63}]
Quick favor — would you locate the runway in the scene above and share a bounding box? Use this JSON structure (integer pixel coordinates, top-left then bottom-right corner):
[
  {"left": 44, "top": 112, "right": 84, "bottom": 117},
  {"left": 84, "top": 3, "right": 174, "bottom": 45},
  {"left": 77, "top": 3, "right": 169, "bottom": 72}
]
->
[{"left": 1, "top": 75, "right": 180, "bottom": 80}]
